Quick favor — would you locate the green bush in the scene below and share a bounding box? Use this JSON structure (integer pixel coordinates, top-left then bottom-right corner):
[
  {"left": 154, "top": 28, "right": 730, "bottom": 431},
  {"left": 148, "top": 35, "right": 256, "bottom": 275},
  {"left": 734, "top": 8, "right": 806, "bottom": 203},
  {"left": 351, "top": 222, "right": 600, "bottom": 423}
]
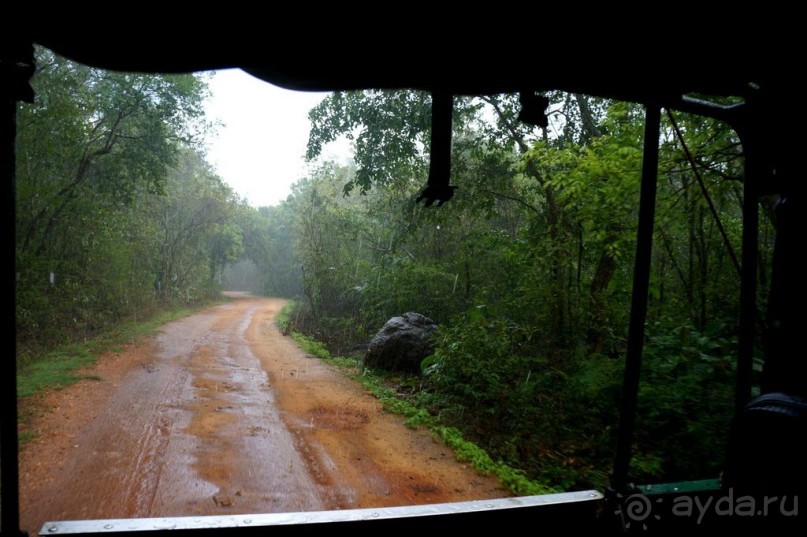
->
[{"left": 420, "top": 309, "right": 738, "bottom": 491}]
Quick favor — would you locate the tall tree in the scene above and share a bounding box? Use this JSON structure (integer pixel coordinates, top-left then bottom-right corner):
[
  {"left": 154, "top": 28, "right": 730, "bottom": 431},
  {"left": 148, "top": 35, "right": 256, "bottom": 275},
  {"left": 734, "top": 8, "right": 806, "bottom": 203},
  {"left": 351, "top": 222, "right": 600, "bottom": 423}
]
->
[{"left": 149, "top": 149, "right": 243, "bottom": 302}]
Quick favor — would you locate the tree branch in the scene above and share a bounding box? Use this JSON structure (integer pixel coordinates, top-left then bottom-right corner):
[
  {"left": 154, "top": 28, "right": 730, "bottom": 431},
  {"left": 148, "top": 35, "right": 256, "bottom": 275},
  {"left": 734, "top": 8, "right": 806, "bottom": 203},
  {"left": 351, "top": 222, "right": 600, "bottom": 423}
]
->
[
  {"left": 478, "top": 96, "right": 530, "bottom": 153},
  {"left": 481, "top": 188, "right": 541, "bottom": 214},
  {"left": 574, "top": 93, "right": 603, "bottom": 140}
]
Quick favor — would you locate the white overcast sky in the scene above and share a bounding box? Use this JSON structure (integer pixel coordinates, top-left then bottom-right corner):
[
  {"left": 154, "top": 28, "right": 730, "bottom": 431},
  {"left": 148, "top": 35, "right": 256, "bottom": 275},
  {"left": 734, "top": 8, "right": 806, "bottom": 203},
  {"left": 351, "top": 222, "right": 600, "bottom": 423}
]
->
[{"left": 203, "top": 69, "right": 350, "bottom": 207}]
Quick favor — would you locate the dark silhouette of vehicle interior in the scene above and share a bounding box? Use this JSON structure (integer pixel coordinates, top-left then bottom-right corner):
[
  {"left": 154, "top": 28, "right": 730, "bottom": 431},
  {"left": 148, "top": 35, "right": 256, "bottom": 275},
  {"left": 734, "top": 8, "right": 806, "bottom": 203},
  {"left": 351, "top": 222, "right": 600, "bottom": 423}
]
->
[{"left": 3, "top": 31, "right": 804, "bottom": 535}]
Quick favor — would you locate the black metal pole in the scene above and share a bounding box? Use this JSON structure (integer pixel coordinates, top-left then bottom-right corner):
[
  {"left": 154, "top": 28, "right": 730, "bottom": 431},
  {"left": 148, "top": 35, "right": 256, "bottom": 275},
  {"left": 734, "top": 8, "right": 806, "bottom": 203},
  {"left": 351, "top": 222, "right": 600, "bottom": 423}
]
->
[
  {"left": 1, "top": 36, "right": 33, "bottom": 537},
  {"left": 612, "top": 104, "right": 661, "bottom": 491},
  {"left": 1, "top": 87, "right": 22, "bottom": 537}
]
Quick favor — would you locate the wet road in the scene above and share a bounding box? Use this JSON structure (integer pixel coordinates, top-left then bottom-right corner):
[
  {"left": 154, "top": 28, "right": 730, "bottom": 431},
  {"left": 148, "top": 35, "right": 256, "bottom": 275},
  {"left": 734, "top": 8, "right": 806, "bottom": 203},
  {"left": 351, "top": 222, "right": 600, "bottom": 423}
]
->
[{"left": 19, "top": 294, "right": 506, "bottom": 535}]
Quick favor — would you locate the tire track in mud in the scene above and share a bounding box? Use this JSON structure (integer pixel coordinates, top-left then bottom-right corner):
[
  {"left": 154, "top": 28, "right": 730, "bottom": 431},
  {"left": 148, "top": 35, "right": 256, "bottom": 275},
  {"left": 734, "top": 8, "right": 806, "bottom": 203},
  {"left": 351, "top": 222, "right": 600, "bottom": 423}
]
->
[
  {"left": 120, "top": 366, "right": 189, "bottom": 515},
  {"left": 163, "top": 304, "right": 328, "bottom": 514},
  {"left": 18, "top": 311, "right": 218, "bottom": 523}
]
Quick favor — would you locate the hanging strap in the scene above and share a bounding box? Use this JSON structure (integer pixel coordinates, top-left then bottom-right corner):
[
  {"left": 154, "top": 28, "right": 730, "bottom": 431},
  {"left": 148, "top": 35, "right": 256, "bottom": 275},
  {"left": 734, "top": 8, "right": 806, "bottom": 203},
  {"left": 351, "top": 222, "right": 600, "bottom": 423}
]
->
[{"left": 416, "top": 92, "right": 456, "bottom": 207}]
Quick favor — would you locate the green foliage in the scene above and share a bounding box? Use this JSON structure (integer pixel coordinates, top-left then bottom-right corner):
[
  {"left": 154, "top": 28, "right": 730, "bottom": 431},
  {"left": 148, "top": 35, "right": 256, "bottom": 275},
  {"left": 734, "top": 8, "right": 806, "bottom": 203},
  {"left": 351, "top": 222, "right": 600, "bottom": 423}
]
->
[
  {"left": 227, "top": 202, "right": 301, "bottom": 298},
  {"left": 16, "top": 48, "right": 239, "bottom": 353},
  {"left": 432, "top": 426, "right": 555, "bottom": 496},
  {"left": 422, "top": 317, "right": 739, "bottom": 489},
  {"left": 293, "top": 88, "right": 768, "bottom": 494},
  {"left": 633, "top": 324, "right": 737, "bottom": 482},
  {"left": 147, "top": 148, "right": 243, "bottom": 303},
  {"left": 425, "top": 315, "right": 540, "bottom": 413},
  {"left": 289, "top": 331, "right": 333, "bottom": 361},
  {"left": 348, "top": 371, "right": 435, "bottom": 429},
  {"left": 308, "top": 91, "right": 431, "bottom": 194},
  {"left": 423, "top": 314, "right": 589, "bottom": 488},
  {"left": 276, "top": 303, "right": 294, "bottom": 334}
]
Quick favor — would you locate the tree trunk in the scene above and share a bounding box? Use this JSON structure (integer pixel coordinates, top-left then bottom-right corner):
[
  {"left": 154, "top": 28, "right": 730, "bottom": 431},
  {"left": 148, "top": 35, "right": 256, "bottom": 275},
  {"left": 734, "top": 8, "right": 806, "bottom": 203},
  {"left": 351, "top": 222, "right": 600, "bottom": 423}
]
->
[{"left": 587, "top": 246, "right": 617, "bottom": 352}]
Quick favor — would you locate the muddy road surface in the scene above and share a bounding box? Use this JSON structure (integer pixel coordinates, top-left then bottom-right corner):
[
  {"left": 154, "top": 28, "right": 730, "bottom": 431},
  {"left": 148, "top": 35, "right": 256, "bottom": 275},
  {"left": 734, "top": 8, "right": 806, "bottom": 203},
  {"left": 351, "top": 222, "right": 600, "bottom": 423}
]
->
[{"left": 19, "top": 294, "right": 507, "bottom": 535}]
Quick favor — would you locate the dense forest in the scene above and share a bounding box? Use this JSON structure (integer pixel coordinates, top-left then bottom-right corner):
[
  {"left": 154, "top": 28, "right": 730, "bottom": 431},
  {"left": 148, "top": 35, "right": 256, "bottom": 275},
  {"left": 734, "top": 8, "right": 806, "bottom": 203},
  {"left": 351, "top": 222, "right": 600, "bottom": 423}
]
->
[
  {"left": 16, "top": 48, "right": 774, "bottom": 492},
  {"left": 282, "top": 92, "right": 773, "bottom": 490}
]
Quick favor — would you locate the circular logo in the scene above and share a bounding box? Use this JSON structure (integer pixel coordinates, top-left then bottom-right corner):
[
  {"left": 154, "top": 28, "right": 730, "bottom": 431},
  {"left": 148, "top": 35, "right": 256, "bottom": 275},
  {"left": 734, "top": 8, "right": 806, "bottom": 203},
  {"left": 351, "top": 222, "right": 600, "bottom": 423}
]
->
[
  {"left": 614, "top": 492, "right": 662, "bottom": 530},
  {"left": 624, "top": 493, "right": 653, "bottom": 522}
]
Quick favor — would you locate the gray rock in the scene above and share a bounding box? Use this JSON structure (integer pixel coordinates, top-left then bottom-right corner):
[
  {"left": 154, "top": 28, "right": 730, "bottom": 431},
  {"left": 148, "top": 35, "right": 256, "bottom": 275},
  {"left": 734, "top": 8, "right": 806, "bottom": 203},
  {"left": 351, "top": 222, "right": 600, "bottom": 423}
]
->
[{"left": 365, "top": 313, "right": 438, "bottom": 373}]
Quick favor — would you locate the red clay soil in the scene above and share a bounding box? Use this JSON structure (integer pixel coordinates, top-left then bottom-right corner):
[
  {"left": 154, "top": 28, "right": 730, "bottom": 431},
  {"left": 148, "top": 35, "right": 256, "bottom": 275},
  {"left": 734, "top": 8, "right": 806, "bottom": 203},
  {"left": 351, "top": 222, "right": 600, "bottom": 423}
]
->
[{"left": 18, "top": 294, "right": 508, "bottom": 535}]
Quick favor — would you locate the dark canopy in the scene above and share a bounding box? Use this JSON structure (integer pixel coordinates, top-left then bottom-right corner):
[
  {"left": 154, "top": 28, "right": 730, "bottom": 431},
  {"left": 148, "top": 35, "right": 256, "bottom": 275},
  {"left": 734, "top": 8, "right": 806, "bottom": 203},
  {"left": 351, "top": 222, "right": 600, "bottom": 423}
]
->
[
  {"left": 9, "top": 27, "right": 792, "bottom": 198},
  {"left": 28, "top": 32, "right": 781, "bottom": 99}
]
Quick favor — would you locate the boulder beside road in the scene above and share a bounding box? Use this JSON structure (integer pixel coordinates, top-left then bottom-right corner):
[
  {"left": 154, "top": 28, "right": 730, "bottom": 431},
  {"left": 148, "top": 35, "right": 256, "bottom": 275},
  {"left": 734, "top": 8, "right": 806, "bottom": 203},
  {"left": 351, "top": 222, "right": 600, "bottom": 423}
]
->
[{"left": 364, "top": 313, "right": 438, "bottom": 373}]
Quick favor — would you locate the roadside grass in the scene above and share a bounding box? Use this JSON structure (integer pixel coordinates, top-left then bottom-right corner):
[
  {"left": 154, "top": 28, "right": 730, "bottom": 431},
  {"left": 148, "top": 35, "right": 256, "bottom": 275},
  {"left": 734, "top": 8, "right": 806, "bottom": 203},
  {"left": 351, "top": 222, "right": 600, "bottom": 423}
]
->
[
  {"left": 275, "top": 302, "right": 293, "bottom": 334},
  {"left": 16, "top": 297, "right": 228, "bottom": 447},
  {"left": 286, "top": 326, "right": 555, "bottom": 497},
  {"left": 17, "top": 346, "right": 102, "bottom": 400},
  {"left": 18, "top": 307, "right": 192, "bottom": 399}
]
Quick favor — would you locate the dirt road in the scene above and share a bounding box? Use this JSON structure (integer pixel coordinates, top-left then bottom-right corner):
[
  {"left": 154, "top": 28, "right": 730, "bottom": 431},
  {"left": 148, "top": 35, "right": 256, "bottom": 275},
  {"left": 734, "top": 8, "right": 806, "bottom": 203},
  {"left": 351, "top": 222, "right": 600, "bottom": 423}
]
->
[{"left": 19, "top": 294, "right": 507, "bottom": 535}]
